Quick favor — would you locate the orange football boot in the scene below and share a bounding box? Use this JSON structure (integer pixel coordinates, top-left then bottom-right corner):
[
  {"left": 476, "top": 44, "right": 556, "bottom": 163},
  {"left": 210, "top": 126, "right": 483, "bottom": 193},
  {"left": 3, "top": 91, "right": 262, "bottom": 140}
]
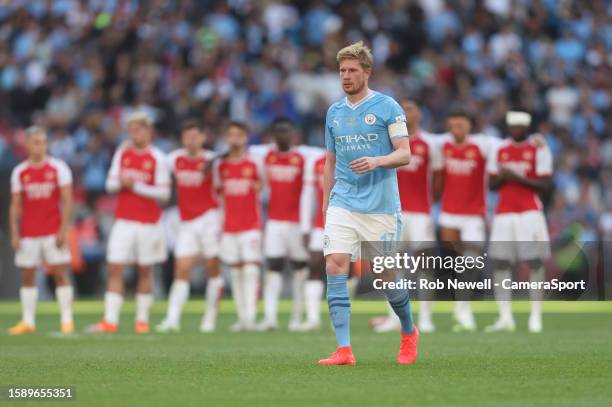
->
[
  {"left": 61, "top": 321, "right": 75, "bottom": 334},
  {"left": 134, "top": 321, "right": 149, "bottom": 334},
  {"left": 8, "top": 321, "right": 35, "bottom": 335},
  {"left": 318, "top": 346, "right": 356, "bottom": 366},
  {"left": 397, "top": 326, "right": 419, "bottom": 365},
  {"left": 87, "top": 320, "right": 118, "bottom": 333}
]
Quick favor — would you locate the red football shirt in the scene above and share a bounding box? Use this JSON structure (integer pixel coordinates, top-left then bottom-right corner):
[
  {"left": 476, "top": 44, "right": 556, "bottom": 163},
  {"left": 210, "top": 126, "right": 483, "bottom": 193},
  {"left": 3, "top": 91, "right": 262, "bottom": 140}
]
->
[
  {"left": 216, "top": 157, "right": 262, "bottom": 233},
  {"left": 396, "top": 131, "right": 442, "bottom": 214},
  {"left": 440, "top": 134, "right": 494, "bottom": 216},
  {"left": 490, "top": 139, "right": 553, "bottom": 214},
  {"left": 107, "top": 144, "right": 170, "bottom": 223},
  {"left": 264, "top": 149, "right": 305, "bottom": 222},
  {"left": 167, "top": 149, "right": 218, "bottom": 221},
  {"left": 11, "top": 157, "right": 72, "bottom": 238}
]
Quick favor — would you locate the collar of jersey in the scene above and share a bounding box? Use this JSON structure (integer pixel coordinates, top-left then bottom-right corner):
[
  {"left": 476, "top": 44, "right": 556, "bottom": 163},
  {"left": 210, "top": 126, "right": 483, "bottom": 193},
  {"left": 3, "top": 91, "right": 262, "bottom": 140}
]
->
[{"left": 344, "top": 90, "right": 376, "bottom": 110}]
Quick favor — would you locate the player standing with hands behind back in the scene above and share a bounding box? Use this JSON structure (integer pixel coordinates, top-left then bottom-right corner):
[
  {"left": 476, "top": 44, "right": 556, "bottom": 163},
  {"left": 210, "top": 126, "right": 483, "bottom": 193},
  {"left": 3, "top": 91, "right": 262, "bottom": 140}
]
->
[
  {"left": 9, "top": 126, "right": 75, "bottom": 335},
  {"left": 319, "top": 42, "right": 418, "bottom": 366}
]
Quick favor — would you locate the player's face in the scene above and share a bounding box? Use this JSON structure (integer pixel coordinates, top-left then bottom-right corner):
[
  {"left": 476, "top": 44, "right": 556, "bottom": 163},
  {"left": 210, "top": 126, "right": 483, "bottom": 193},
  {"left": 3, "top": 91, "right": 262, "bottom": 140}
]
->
[
  {"left": 447, "top": 117, "right": 471, "bottom": 142},
  {"left": 225, "top": 126, "right": 248, "bottom": 150},
  {"left": 181, "top": 127, "right": 205, "bottom": 152},
  {"left": 401, "top": 101, "right": 421, "bottom": 130},
  {"left": 26, "top": 133, "right": 47, "bottom": 161},
  {"left": 128, "top": 122, "right": 152, "bottom": 148},
  {"left": 339, "top": 59, "right": 370, "bottom": 96},
  {"left": 273, "top": 128, "right": 292, "bottom": 151},
  {"left": 508, "top": 126, "right": 528, "bottom": 142}
]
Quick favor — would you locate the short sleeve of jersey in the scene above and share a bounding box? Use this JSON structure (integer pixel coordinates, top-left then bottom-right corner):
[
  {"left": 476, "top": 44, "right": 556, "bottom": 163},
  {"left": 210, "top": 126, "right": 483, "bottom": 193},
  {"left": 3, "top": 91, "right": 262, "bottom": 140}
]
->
[
  {"left": 385, "top": 99, "right": 408, "bottom": 139},
  {"left": 324, "top": 107, "right": 335, "bottom": 152},
  {"left": 54, "top": 159, "right": 73, "bottom": 186},
  {"left": 153, "top": 149, "right": 171, "bottom": 186},
  {"left": 10, "top": 165, "right": 22, "bottom": 193},
  {"left": 485, "top": 136, "right": 501, "bottom": 174},
  {"left": 425, "top": 134, "right": 443, "bottom": 171},
  {"left": 535, "top": 145, "right": 553, "bottom": 176}
]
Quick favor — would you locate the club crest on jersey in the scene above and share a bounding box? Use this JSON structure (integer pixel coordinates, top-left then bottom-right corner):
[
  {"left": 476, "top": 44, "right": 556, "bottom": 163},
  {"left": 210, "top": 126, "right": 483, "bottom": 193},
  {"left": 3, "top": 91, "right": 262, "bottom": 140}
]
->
[
  {"left": 466, "top": 149, "right": 476, "bottom": 159},
  {"left": 123, "top": 157, "right": 131, "bottom": 165},
  {"left": 523, "top": 151, "right": 533, "bottom": 160},
  {"left": 197, "top": 162, "right": 205, "bottom": 171},
  {"left": 45, "top": 171, "right": 55, "bottom": 180},
  {"left": 290, "top": 156, "right": 301, "bottom": 165},
  {"left": 501, "top": 152, "right": 509, "bottom": 160},
  {"left": 365, "top": 113, "right": 376, "bottom": 125},
  {"left": 414, "top": 144, "right": 426, "bottom": 154},
  {"left": 268, "top": 155, "right": 277, "bottom": 164},
  {"left": 242, "top": 167, "right": 253, "bottom": 177},
  {"left": 445, "top": 150, "right": 453, "bottom": 157},
  {"left": 143, "top": 160, "right": 153, "bottom": 170}
]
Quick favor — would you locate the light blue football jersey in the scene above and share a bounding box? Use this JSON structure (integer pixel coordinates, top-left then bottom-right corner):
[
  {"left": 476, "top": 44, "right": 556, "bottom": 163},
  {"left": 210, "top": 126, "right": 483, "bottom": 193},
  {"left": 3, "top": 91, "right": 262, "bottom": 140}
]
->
[{"left": 325, "top": 91, "right": 408, "bottom": 214}]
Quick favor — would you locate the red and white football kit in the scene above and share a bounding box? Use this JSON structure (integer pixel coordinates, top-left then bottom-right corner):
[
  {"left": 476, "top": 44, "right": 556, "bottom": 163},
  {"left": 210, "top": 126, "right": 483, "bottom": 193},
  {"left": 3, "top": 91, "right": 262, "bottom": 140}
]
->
[
  {"left": 215, "top": 156, "right": 263, "bottom": 264},
  {"left": 11, "top": 157, "right": 72, "bottom": 267},
  {"left": 106, "top": 143, "right": 170, "bottom": 266},
  {"left": 489, "top": 139, "right": 552, "bottom": 261},
  {"left": 302, "top": 150, "right": 326, "bottom": 252},
  {"left": 396, "top": 131, "right": 442, "bottom": 246},
  {"left": 167, "top": 149, "right": 220, "bottom": 259},
  {"left": 438, "top": 134, "right": 496, "bottom": 242},
  {"left": 256, "top": 144, "right": 309, "bottom": 261}
]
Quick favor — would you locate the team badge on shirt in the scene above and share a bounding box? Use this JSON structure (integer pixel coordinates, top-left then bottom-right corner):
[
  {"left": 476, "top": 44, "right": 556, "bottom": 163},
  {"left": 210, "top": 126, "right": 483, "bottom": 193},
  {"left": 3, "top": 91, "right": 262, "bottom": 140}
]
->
[
  {"left": 364, "top": 113, "right": 376, "bottom": 125},
  {"left": 501, "top": 152, "right": 509, "bottom": 160},
  {"left": 242, "top": 167, "right": 253, "bottom": 177},
  {"left": 523, "top": 151, "right": 533, "bottom": 160},
  {"left": 415, "top": 145, "right": 425, "bottom": 154},
  {"left": 268, "top": 155, "right": 277, "bottom": 164},
  {"left": 123, "top": 157, "right": 131, "bottom": 165},
  {"left": 143, "top": 160, "right": 153, "bottom": 170},
  {"left": 45, "top": 171, "right": 55, "bottom": 180},
  {"left": 23, "top": 174, "right": 30, "bottom": 182},
  {"left": 290, "top": 156, "right": 301, "bottom": 165},
  {"left": 466, "top": 149, "right": 476, "bottom": 158}
]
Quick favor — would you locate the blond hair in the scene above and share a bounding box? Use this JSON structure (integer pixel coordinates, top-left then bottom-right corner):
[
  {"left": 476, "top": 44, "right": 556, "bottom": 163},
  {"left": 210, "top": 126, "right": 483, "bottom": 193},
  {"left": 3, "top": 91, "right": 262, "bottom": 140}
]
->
[{"left": 336, "top": 41, "right": 373, "bottom": 70}]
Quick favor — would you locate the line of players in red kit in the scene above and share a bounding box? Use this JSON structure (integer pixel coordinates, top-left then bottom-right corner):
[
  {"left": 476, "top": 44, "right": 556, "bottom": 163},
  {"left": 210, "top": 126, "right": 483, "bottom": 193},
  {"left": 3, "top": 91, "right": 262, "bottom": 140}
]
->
[{"left": 8, "top": 102, "right": 552, "bottom": 335}]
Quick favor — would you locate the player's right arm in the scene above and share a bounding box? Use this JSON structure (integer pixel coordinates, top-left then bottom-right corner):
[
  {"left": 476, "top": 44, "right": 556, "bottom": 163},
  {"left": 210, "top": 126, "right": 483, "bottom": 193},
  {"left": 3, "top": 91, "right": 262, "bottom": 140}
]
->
[
  {"left": 9, "top": 167, "right": 22, "bottom": 251},
  {"left": 9, "top": 193, "right": 22, "bottom": 251},
  {"left": 322, "top": 151, "right": 335, "bottom": 225},
  {"left": 106, "top": 144, "right": 124, "bottom": 193},
  {"left": 322, "top": 108, "right": 336, "bottom": 225}
]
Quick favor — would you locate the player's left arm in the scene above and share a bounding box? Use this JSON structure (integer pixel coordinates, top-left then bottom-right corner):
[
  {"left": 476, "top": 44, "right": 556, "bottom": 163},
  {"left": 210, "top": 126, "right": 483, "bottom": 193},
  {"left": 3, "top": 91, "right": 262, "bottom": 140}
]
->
[
  {"left": 350, "top": 103, "right": 411, "bottom": 174},
  {"left": 133, "top": 151, "right": 171, "bottom": 202},
  {"left": 56, "top": 161, "right": 73, "bottom": 248},
  {"left": 502, "top": 145, "right": 553, "bottom": 193}
]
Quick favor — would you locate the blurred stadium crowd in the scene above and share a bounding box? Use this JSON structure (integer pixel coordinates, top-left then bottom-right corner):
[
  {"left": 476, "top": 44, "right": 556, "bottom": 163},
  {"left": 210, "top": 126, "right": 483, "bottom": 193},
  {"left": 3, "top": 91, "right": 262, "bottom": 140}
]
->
[{"left": 0, "top": 0, "right": 610, "bottom": 294}]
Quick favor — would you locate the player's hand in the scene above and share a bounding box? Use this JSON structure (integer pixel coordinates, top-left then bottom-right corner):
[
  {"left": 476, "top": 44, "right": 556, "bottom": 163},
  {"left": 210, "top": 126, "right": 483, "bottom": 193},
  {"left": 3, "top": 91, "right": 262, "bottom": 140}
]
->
[
  {"left": 120, "top": 174, "right": 135, "bottom": 189},
  {"left": 500, "top": 168, "right": 519, "bottom": 181},
  {"left": 11, "top": 235, "right": 20, "bottom": 251},
  {"left": 530, "top": 133, "right": 545, "bottom": 148},
  {"left": 349, "top": 156, "right": 380, "bottom": 174},
  {"left": 55, "top": 230, "right": 67, "bottom": 248}
]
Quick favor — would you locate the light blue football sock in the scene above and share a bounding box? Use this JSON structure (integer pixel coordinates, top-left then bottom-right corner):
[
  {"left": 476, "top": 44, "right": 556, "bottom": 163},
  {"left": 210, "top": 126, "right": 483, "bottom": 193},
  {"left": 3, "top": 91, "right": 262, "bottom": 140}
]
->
[
  {"left": 384, "top": 285, "right": 415, "bottom": 335},
  {"left": 326, "top": 274, "right": 351, "bottom": 347}
]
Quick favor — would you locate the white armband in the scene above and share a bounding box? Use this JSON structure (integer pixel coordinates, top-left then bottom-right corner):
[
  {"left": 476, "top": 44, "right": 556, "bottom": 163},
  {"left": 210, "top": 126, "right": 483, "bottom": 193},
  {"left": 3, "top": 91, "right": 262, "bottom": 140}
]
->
[{"left": 389, "top": 121, "right": 409, "bottom": 139}]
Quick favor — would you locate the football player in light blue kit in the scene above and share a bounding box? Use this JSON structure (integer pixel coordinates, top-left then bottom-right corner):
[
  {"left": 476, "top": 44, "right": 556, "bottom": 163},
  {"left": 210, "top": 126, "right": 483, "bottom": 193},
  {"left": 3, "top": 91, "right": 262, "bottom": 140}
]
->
[{"left": 318, "top": 42, "right": 419, "bottom": 366}]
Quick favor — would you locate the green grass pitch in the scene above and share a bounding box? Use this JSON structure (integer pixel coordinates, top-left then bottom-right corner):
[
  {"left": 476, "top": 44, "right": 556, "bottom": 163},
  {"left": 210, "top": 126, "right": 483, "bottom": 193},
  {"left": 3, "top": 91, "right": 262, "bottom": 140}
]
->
[{"left": 1, "top": 301, "right": 611, "bottom": 407}]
